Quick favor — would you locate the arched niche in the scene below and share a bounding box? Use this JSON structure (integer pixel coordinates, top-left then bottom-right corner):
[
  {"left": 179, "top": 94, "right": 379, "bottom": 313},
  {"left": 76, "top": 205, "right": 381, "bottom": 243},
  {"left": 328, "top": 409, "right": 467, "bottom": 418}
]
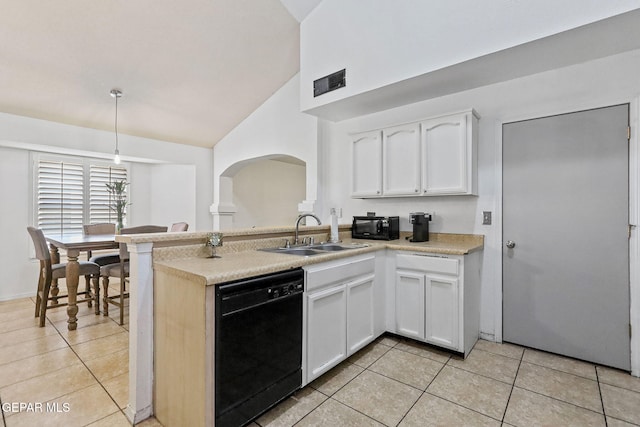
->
[{"left": 211, "top": 154, "right": 314, "bottom": 230}]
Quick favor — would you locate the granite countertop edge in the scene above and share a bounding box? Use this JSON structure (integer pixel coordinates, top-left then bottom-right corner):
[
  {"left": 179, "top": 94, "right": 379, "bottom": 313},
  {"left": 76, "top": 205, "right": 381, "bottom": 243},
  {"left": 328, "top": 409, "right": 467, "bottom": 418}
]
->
[{"left": 154, "top": 236, "right": 483, "bottom": 286}]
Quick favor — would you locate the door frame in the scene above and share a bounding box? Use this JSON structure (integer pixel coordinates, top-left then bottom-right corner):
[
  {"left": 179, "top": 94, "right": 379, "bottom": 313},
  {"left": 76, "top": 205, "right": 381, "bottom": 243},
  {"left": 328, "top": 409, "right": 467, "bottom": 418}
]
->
[{"left": 494, "top": 98, "right": 640, "bottom": 375}]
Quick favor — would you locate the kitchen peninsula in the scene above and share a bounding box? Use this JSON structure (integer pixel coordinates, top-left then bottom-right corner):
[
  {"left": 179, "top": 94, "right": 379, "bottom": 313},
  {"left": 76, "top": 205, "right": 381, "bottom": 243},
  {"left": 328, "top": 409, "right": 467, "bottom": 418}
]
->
[{"left": 117, "top": 225, "right": 483, "bottom": 426}]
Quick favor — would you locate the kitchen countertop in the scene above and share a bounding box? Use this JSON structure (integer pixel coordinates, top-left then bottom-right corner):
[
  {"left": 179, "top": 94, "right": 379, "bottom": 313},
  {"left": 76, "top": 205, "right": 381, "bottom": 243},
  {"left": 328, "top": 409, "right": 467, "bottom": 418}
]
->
[{"left": 153, "top": 233, "right": 483, "bottom": 286}]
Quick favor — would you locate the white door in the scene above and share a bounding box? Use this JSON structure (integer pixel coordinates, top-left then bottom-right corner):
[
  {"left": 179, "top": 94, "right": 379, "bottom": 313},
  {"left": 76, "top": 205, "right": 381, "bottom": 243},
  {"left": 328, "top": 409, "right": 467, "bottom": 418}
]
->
[
  {"left": 382, "top": 123, "right": 421, "bottom": 196},
  {"left": 503, "top": 104, "right": 630, "bottom": 370},
  {"left": 346, "top": 274, "right": 375, "bottom": 355},
  {"left": 425, "top": 274, "right": 459, "bottom": 351},
  {"left": 395, "top": 271, "right": 425, "bottom": 340},
  {"left": 351, "top": 131, "right": 382, "bottom": 197},
  {"left": 306, "top": 285, "right": 347, "bottom": 382}
]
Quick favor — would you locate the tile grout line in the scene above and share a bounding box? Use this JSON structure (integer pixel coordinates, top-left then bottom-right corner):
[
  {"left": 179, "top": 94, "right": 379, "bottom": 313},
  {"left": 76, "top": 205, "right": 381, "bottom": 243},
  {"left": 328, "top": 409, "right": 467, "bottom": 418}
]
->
[
  {"left": 5, "top": 301, "right": 125, "bottom": 425},
  {"left": 291, "top": 396, "right": 386, "bottom": 427},
  {"left": 0, "top": 392, "right": 6, "bottom": 427},
  {"left": 395, "top": 355, "right": 450, "bottom": 426},
  {"left": 4, "top": 298, "right": 131, "bottom": 425},
  {"left": 53, "top": 300, "right": 132, "bottom": 426},
  {"left": 10, "top": 299, "right": 127, "bottom": 424},
  {"left": 595, "top": 367, "right": 608, "bottom": 426},
  {"left": 296, "top": 343, "right": 396, "bottom": 426},
  {"left": 423, "top": 343, "right": 513, "bottom": 423},
  {"left": 500, "top": 347, "right": 524, "bottom": 424},
  {"left": 56, "top": 311, "right": 129, "bottom": 417},
  {"left": 518, "top": 358, "right": 599, "bottom": 381},
  {"left": 442, "top": 361, "right": 516, "bottom": 387}
]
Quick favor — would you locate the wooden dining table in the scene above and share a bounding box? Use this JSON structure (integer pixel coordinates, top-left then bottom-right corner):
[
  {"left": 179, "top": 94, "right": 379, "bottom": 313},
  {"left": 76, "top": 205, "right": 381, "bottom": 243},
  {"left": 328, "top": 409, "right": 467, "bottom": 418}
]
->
[{"left": 44, "top": 233, "right": 119, "bottom": 330}]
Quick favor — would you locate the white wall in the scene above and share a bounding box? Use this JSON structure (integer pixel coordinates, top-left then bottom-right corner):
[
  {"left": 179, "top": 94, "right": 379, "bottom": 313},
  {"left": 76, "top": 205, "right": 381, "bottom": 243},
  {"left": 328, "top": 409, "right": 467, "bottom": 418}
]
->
[
  {"left": 320, "top": 49, "right": 640, "bottom": 339},
  {"left": 211, "top": 73, "right": 318, "bottom": 229},
  {"left": 233, "top": 159, "right": 306, "bottom": 228},
  {"left": 300, "top": 0, "right": 640, "bottom": 115},
  {"left": 0, "top": 112, "right": 212, "bottom": 301},
  {"left": 149, "top": 164, "right": 197, "bottom": 229}
]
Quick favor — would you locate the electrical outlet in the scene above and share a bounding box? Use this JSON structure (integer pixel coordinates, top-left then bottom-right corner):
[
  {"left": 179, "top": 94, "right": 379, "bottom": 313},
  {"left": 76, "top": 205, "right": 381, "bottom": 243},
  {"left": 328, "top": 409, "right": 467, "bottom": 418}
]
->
[{"left": 482, "top": 211, "right": 492, "bottom": 225}]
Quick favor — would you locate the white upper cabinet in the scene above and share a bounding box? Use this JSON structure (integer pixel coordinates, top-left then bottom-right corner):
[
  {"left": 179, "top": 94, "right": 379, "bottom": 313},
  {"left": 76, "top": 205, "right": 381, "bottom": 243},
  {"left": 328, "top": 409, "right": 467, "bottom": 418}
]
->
[
  {"left": 422, "top": 110, "right": 478, "bottom": 195},
  {"left": 382, "top": 124, "right": 421, "bottom": 196},
  {"left": 351, "top": 110, "right": 478, "bottom": 198},
  {"left": 351, "top": 130, "right": 382, "bottom": 197}
]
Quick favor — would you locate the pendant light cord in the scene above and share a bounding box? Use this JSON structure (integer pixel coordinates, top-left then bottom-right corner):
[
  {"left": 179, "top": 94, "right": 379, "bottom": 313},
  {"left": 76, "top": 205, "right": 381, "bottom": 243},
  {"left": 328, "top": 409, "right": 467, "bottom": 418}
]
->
[{"left": 114, "top": 94, "right": 119, "bottom": 152}]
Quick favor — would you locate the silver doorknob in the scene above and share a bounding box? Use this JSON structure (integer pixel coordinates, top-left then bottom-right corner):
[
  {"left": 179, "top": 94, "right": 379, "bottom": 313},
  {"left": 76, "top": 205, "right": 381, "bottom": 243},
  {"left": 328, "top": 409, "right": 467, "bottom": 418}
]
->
[{"left": 506, "top": 240, "right": 516, "bottom": 249}]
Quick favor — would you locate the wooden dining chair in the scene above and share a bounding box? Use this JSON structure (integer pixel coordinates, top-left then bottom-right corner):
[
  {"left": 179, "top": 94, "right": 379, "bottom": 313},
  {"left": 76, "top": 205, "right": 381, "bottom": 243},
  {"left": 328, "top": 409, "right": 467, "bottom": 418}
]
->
[
  {"left": 83, "top": 223, "right": 120, "bottom": 293},
  {"left": 27, "top": 227, "right": 101, "bottom": 327},
  {"left": 83, "top": 223, "right": 119, "bottom": 263},
  {"left": 101, "top": 225, "right": 168, "bottom": 325},
  {"left": 170, "top": 222, "right": 189, "bottom": 232}
]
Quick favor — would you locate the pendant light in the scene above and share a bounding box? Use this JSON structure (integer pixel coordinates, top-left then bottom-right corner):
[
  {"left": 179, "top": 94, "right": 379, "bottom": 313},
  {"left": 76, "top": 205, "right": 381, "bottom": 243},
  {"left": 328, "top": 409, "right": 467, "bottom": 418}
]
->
[{"left": 110, "top": 89, "right": 123, "bottom": 164}]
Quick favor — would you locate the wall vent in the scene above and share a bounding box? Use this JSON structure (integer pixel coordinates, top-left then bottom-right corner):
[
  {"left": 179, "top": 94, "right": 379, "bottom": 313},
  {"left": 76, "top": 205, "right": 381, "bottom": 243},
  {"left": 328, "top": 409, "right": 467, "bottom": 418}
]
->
[{"left": 313, "top": 69, "right": 346, "bottom": 97}]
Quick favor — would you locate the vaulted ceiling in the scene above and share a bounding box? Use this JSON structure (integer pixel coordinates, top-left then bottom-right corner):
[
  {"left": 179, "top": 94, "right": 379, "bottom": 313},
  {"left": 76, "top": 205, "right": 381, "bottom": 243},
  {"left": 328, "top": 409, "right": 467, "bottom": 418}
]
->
[{"left": 0, "top": 0, "right": 320, "bottom": 148}]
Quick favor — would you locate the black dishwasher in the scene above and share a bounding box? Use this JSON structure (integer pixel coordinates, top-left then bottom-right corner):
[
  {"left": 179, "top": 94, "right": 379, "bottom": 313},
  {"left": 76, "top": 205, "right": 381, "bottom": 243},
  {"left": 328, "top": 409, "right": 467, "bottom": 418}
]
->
[{"left": 215, "top": 268, "right": 304, "bottom": 427}]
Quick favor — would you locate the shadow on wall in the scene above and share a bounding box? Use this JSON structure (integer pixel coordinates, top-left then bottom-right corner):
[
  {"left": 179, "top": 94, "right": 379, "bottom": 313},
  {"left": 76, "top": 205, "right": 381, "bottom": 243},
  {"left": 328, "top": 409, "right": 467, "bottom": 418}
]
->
[{"left": 231, "top": 156, "right": 306, "bottom": 228}]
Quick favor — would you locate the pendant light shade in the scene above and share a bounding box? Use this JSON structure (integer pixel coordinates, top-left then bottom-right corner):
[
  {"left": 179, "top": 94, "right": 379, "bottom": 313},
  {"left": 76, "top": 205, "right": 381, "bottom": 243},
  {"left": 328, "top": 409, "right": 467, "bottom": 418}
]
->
[{"left": 110, "top": 89, "right": 122, "bottom": 164}]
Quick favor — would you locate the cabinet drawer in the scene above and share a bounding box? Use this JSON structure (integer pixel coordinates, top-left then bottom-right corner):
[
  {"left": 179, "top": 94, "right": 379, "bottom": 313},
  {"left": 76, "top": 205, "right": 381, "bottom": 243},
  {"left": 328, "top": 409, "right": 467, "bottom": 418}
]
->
[
  {"left": 396, "top": 253, "right": 458, "bottom": 275},
  {"left": 306, "top": 255, "right": 375, "bottom": 292}
]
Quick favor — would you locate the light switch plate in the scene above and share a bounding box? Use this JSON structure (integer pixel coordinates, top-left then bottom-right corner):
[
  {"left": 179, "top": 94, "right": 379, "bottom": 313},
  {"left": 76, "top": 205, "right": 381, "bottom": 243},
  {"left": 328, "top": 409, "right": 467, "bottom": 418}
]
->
[{"left": 482, "top": 211, "right": 492, "bottom": 225}]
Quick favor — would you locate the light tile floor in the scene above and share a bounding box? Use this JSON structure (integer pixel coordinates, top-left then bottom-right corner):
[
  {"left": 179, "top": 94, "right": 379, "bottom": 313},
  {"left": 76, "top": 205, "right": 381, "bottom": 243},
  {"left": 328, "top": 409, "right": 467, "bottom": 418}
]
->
[
  {"left": 0, "top": 286, "right": 162, "bottom": 427},
  {"left": 2, "top": 291, "right": 640, "bottom": 427},
  {"left": 258, "top": 337, "right": 640, "bottom": 427}
]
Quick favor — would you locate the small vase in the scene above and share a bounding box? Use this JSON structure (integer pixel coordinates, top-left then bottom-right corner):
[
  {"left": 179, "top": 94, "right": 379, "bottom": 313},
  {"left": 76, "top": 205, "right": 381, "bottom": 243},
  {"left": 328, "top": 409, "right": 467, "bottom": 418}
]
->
[{"left": 116, "top": 219, "right": 123, "bottom": 234}]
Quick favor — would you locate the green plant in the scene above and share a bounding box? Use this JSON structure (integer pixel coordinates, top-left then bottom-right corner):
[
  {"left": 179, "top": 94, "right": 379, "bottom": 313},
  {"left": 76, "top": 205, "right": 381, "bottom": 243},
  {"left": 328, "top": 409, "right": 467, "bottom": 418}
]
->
[{"left": 105, "top": 180, "right": 130, "bottom": 230}]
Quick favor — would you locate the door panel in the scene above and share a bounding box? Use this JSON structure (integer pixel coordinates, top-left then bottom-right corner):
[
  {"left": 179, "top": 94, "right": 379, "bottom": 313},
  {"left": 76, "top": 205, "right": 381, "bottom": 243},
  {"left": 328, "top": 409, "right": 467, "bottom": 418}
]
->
[
  {"left": 425, "top": 275, "right": 459, "bottom": 350},
  {"left": 352, "top": 131, "right": 382, "bottom": 197},
  {"left": 503, "top": 104, "right": 630, "bottom": 370},
  {"left": 346, "top": 274, "right": 375, "bottom": 355},
  {"left": 395, "top": 271, "right": 425, "bottom": 340},
  {"left": 306, "top": 285, "right": 347, "bottom": 382},
  {"left": 383, "top": 124, "right": 421, "bottom": 196}
]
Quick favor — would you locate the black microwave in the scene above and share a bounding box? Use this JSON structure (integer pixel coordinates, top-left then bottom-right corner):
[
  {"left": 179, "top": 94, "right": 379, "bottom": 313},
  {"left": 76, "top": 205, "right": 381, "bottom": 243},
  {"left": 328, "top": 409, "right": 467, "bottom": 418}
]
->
[{"left": 352, "top": 215, "right": 400, "bottom": 240}]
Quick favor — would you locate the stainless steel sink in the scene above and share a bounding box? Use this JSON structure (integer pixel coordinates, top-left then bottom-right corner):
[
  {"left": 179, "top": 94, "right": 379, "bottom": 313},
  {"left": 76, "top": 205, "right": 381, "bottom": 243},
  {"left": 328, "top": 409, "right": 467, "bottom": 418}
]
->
[
  {"left": 310, "top": 243, "right": 369, "bottom": 252},
  {"left": 258, "top": 242, "right": 369, "bottom": 256},
  {"left": 258, "top": 247, "right": 322, "bottom": 256}
]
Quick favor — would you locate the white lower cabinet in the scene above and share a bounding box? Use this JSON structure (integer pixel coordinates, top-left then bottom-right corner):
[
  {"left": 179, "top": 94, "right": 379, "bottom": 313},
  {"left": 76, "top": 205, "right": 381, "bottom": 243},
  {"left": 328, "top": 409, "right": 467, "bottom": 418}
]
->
[
  {"left": 304, "top": 255, "right": 378, "bottom": 384},
  {"left": 394, "top": 252, "right": 479, "bottom": 357}
]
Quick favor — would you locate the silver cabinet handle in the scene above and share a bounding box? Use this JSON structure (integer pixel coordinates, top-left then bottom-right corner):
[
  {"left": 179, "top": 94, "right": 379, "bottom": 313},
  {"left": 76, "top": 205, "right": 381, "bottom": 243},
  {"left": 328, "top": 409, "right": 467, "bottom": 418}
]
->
[{"left": 506, "top": 240, "right": 516, "bottom": 249}]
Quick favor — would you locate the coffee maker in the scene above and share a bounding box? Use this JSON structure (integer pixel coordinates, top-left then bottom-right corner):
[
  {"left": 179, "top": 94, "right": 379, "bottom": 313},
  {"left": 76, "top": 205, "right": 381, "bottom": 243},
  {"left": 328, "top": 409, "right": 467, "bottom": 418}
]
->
[{"left": 409, "top": 212, "right": 432, "bottom": 242}]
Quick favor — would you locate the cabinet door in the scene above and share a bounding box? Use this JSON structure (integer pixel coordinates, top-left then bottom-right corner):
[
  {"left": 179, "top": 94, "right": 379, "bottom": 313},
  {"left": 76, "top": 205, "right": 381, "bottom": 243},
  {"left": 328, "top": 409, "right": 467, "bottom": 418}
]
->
[
  {"left": 351, "top": 131, "right": 382, "bottom": 197},
  {"left": 395, "top": 271, "right": 425, "bottom": 340},
  {"left": 382, "top": 124, "right": 421, "bottom": 196},
  {"left": 306, "top": 285, "right": 347, "bottom": 382},
  {"left": 425, "top": 274, "right": 459, "bottom": 350},
  {"left": 346, "top": 274, "right": 375, "bottom": 355},
  {"left": 421, "top": 113, "right": 469, "bottom": 195}
]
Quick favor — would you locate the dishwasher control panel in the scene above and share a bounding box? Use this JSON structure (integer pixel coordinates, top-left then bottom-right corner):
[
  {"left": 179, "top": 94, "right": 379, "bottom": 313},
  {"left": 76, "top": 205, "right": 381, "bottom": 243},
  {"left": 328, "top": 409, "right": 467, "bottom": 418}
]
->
[{"left": 268, "top": 282, "right": 303, "bottom": 299}]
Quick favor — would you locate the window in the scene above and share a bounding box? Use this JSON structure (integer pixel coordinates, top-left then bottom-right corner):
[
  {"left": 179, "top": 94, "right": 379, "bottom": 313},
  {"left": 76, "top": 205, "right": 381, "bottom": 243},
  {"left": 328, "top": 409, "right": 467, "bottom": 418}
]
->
[
  {"left": 89, "top": 164, "right": 128, "bottom": 224},
  {"left": 34, "top": 155, "right": 129, "bottom": 235}
]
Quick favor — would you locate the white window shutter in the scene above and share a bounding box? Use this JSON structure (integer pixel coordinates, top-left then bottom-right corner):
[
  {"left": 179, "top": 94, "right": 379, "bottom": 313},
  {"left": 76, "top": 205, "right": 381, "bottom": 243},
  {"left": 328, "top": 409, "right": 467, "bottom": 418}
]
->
[
  {"left": 36, "top": 158, "right": 128, "bottom": 235},
  {"left": 89, "top": 164, "right": 128, "bottom": 225},
  {"left": 37, "top": 160, "right": 84, "bottom": 235}
]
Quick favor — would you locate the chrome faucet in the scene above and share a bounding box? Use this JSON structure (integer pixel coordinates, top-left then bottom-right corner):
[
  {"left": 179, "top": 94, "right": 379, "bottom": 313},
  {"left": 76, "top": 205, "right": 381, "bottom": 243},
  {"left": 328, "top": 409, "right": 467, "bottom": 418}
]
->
[{"left": 294, "top": 213, "right": 321, "bottom": 245}]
